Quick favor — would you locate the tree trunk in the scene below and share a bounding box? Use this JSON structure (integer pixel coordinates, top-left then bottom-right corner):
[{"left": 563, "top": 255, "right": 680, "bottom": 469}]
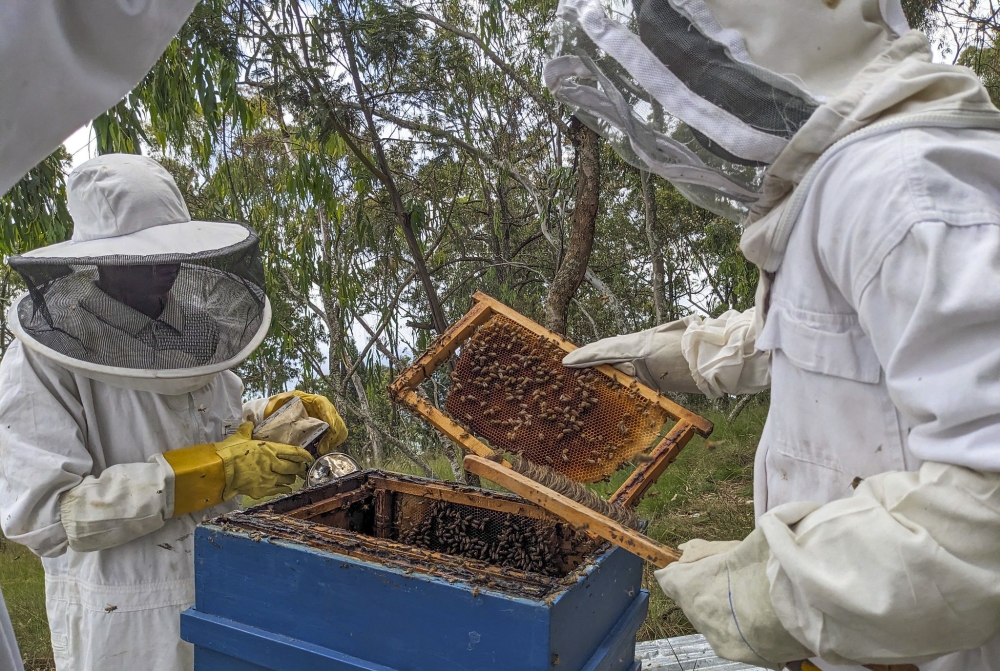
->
[
  {"left": 349, "top": 371, "right": 383, "bottom": 464},
  {"left": 641, "top": 170, "right": 667, "bottom": 325},
  {"left": 399, "top": 211, "right": 448, "bottom": 333},
  {"left": 544, "top": 118, "right": 600, "bottom": 336}
]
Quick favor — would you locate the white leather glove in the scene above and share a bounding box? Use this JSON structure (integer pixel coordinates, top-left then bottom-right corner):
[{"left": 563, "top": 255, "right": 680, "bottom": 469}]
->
[
  {"left": 563, "top": 310, "right": 770, "bottom": 398},
  {"left": 661, "top": 464, "right": 1000, "bottom": 669},
  {"left": 562, "top": 317, "right": 703, "bottom": 394},
  {"left": 655, "top": 530, "right": 813, "bottom": 670}
]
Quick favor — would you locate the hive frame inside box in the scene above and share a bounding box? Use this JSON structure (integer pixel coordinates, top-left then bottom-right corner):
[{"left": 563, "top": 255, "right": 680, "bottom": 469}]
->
[
  {"left": 389, "top": 292, "right": 714, "bottom": 507},
  {"left": 229, "top": 470, "right": 605, "bottom": 593}
]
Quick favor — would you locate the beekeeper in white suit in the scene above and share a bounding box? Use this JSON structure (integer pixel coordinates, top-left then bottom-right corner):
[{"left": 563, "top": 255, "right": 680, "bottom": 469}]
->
[
  {"left": 0, "top": 153, "right": 348, "bottom": 671},
  {"left": 550, "top": 0, "right": 1000, "bottom": 669},
  {"left": 0, "top": 5, "right": 348, "bottom": 671},
  {"left": 0, "top": 3, "right": 201, "bottom": 670}
]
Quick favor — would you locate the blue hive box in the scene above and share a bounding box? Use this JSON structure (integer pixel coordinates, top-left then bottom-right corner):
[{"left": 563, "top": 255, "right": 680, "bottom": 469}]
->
[{"left": 181, "top": 470, "right": 649, "bottom": 671}]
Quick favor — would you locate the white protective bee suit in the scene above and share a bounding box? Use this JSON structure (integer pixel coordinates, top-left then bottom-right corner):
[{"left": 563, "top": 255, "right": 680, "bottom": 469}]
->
[
  {"left": 0, "top": 3, "right": 201, "bottom": 669},
  {"left": 552, "top": 1, "right": 1000, "bottom": 669},
  {"left": 0, "top": 341, "right": 246, "bottom": 671},
  {"left": 0, "top": 150, "right": 286, "bottom": 671}
]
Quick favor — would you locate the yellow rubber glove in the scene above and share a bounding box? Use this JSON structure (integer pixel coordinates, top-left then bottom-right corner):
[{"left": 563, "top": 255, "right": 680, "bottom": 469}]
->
[
  {"left": 264, "top": 390, "right": 348, "bottom": 455},
  {"left": 162, "top": 422, "right": 313, "bottom": 516}
]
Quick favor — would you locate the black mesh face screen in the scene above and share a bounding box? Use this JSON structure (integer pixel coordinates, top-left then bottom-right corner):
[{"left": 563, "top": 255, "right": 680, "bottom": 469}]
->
[
  {"left": 690, "top": 128, "right": 768, "bottom": 167},
  {"left": 95, "top": 264, "right": 183, "bottom": 323},
  {"left": 634, "top": 0, "right": 818, "bottom": 144},
  {"left": 9, "top": 227, "right": 266, "bottom": 371}
]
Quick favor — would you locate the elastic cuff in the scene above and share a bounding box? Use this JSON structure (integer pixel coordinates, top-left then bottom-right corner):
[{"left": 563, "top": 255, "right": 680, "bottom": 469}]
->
[
  {"left": 162, "top": 444, "right": 227, "bottom": 516},
  {"left": 683, "top": 355, "right": 719, "bottom": 399}
]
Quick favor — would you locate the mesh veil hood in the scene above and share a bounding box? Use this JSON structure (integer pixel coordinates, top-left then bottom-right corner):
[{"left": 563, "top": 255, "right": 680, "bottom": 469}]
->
[
  {"left": 544, "top": 0, "right": 909, "bottom": 220},
  {"left": 6, "top": 154, "right": 271, "bottom": 395}
]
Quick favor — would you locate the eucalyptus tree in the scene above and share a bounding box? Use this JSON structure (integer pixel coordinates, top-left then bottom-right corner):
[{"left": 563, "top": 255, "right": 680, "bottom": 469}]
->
[
  {"left": 0, "top": 149, "right": 72, "bottom": 350},
  {"left": 83, "top": 0, "right": 598, "bottom": 475}
]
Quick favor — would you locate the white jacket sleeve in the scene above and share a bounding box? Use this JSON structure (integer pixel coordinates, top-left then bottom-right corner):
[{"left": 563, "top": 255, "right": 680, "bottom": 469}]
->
[
  {"left": 58, "top": 457, "right": 174, "bottom": 553},
  {"left": 562, "top": 308, "right": 770, "bottom": 398},
  {"left": 681, "top": 308, "right": 770, "bottom": 398},
  {"left": 0, "top": 0, "right": 199, "bottom": 195},
  {"left": 0, "top": 342, "right": 171, "bottom": 556},
  {"left": 760, "top": 222, "right": 1000, "bottom": 664}
]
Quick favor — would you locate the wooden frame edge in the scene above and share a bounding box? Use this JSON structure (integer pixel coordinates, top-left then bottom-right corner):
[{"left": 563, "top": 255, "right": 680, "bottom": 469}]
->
[{"left": 611, "top": 422, "right": 697, "bottom": 506}]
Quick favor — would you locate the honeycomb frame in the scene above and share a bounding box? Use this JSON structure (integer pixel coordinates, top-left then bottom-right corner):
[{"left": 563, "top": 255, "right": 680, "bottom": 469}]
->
[
  {"left": 389, "top": 292, "right": 714, "bottom": 507},
  {"left": 446, "top": 314, "right": 671, "bottom": 483}
]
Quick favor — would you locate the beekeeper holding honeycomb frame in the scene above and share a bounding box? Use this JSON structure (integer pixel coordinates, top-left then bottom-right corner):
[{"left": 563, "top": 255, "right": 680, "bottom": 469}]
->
[{"left": 552, "top": 0, "right": 1000, "bottom": 669}]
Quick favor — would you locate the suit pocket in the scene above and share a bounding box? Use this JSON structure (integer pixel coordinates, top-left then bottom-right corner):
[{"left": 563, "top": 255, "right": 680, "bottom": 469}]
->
[
  {"left": 755, "top": 301, "right": 905, "bottom": 509},
  {"left": 757, "top": 300, "right": 881, "bottom": 384}
]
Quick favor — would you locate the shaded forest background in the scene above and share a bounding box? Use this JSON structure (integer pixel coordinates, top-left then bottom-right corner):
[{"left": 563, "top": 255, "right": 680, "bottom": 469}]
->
[{"left": 0, "top": 0, "right": 985, "bottom": 481}]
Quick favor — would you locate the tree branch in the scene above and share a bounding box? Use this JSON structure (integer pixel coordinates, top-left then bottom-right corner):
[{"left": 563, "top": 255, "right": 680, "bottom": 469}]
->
[
  {"left": 326, "top": 2, "right": 449, "bottom": 334},
  {"left": 331, "top": 102, "right": 626, "bottom": 327},
  {"left": 642, "top": 170, "right": 668, "bottom": 325},
  {"left": 415, "top": 11, "right": 571, "bottom": 135},
  {"left": 544, "top": 119, "right": 600, "bottom": 335}
]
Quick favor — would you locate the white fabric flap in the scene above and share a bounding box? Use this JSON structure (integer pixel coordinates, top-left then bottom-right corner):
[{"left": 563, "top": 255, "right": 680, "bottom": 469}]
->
[{"left": 756, "top": 301, "right": 881, "bottom": 383}]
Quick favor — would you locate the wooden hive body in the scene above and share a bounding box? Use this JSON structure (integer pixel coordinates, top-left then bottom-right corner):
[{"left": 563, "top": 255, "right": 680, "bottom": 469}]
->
[{"left": 182, "top": 471, "right": 648, "bottom": 671}]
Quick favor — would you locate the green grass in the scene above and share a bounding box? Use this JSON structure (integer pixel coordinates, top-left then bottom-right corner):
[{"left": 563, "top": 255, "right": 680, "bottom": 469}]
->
[
  {"left": 0, "top": 398, "right": 765, "bottom": 663},
  {"left": 625, "top": 402, "right": 763, "bottom": 640},
  {"left": 0, "top": 536, "right": 55, "bottom": 670}
]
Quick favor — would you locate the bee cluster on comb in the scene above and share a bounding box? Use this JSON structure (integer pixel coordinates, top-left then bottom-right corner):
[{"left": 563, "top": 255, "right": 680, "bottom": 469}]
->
[
  {"left": 445, "top": 315, "right": 670, "bottom": 482},
  {"left": 398, "top": 499, "right": 587, "bottom": 576}
]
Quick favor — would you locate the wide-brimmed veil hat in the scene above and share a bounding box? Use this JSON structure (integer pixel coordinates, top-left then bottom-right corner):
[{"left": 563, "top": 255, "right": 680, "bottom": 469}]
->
[{"left": 7, "top": 153, "right": 271, "bottom": 394}]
